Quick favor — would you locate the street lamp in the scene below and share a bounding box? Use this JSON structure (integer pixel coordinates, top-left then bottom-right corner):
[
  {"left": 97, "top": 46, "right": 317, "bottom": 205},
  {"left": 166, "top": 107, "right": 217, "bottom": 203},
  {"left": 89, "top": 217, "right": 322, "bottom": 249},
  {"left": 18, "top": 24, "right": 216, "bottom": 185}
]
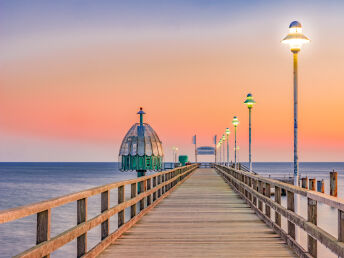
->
[
  {"left": 282, "top": 21, "right": 310, "bottom": 186},
  {"left": 175, "top": 147, "right": 178, "bottom": 164},
  {"left": 232, "top": 116, "right": 239, "bottom": 169},
  {"left": 226, "top": 128, "right": 230, "bottom": 166},
  {"left": 244, "top": 93, "right": 256, "bottom": 172},
  {"left": 222, "top": 134, "right": 226, "bottom": 165},
  {"left": 219, "top": 139, "right": 222, "bottom": 164}
]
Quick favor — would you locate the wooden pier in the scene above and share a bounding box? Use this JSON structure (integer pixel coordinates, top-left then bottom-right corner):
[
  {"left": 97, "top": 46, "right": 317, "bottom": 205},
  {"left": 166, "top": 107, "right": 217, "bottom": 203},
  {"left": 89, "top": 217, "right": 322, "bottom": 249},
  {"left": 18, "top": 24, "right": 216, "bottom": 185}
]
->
[
  {"left": 1, "top": 164, "right": 344, "bottom": 257},
  {"left": 100, "top": 168, "right": 295, "bottom": 257}
]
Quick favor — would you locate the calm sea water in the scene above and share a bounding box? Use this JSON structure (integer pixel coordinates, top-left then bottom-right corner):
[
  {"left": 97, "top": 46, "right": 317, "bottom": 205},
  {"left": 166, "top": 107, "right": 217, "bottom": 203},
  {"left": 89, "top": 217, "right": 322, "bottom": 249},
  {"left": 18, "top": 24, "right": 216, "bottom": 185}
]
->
[{"left": 0, "top": 162, "right": 343, "bottom": 257}]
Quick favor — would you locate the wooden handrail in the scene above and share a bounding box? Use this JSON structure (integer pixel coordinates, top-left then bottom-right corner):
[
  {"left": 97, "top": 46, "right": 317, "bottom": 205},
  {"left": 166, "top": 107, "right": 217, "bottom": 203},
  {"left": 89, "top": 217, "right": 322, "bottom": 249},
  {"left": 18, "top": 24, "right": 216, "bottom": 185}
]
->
[
  {"left": 0, "top": 164, "right": 198, "bottom": 257},
  {"left": 215, "top": 164, "right": 344, "bottom": 258}
]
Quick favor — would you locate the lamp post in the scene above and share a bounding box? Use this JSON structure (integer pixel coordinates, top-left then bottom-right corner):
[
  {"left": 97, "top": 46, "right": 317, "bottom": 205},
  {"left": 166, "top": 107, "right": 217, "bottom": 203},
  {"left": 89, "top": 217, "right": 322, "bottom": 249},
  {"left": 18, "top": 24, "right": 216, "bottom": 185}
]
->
[
  {"left": 232, "top": 116, "right": 239, "bottom": 169},
  {"left": 172, "top": 146, "right": 176, "bottom": 163},
  {"left": 282, "top": 21, "right": 310, "bottom": 186},
  {"left": 175, "top": 147, "right": 178, "bottom": 165},
  {"left": 219, "top": 140, "right": 222, "bottom": 164},
  {"left": 226, "top": 128, "right": 230, "bottom": 166},
  {"left": 244, "top": 93, "right": 256, "bottom": 172},
  {"left": 222, "top": 134, "right": 226, "bottom": 165}
]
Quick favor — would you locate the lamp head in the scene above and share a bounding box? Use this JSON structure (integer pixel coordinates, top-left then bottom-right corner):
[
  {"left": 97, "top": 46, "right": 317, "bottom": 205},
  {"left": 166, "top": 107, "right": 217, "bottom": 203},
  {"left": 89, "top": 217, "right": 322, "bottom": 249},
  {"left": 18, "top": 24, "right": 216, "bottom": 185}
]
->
[
  {"left": 244, "top": 93, "right": 256, "bottom": 109},
  {"left": 222, "top": 135, "right": 226, "bottom": 141},
  {"left": 232, "top": 116, "right": 239, "bottom": 127},
  {"left": 282, "top": 21, "right": 310, "bottom": 53},
  {"left": 226, "top": 128, "right": 230, "bottom": 135}
]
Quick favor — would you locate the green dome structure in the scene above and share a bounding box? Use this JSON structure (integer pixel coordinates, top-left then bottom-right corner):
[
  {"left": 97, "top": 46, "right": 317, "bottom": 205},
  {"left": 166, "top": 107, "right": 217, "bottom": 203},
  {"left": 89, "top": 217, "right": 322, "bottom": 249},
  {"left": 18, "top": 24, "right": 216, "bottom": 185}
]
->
[{"left": 118, "top": 108, "right": 164, "bottom": 174}]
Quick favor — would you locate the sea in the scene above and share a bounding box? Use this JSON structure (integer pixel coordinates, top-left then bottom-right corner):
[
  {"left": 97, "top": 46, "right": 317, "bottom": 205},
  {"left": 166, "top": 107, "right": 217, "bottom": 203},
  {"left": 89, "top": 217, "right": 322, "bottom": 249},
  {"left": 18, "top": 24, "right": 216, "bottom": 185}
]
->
[{"left": 0, "top": 162, "right": 343, "bottom": 258}]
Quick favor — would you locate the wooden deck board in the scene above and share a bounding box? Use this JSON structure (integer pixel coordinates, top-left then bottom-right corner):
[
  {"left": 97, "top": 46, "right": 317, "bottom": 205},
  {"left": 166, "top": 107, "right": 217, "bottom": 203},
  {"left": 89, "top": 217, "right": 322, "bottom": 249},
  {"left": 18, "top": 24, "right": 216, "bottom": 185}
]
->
[{"left": 99, "top": 168, "right": 296, "bottom": 257}]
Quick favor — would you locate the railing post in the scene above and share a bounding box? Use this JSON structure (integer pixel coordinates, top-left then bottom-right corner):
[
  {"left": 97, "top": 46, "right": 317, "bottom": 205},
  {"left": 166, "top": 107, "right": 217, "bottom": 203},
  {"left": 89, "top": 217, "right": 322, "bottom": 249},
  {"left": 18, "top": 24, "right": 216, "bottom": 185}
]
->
[
  {"left": 118, "top": 186, "right": 125, "bottom": 228},
  {"left": 77, "top": 198, "right": 87, "bottom": 257},
  {"left": 131, "top": 183, "right": 137, "bottom": 218},
  {"left": 158, "top": 175, "right": 162, "bottom": 197},
  {"left": 275, "top": 186, "right": 281, "bottom": 226},
  {"left": 287, "top": 191, "right": 295, "bottom": 239},
  {"left": 265, "top": 183, "right": 271, "bottom": 219},
  {"left": 258, "top": 181, "right": 263, "bottom": 211},
  {"left": 253, "top": 179, "right": 257, "bottom": 206},
  {"left": 139, "top": 179, "right": 146, "bottom": 211},
  {"left": 308, "top": 198, "right": 317, "bottom": 257},
  {"left": 248, "top": 177, "right": 252, "bottom": 202},
  {"left": 338, "top": 210, "right": 344, "bottom": 242},
  {"left": 37, "top": 209, "right": 51, "bottom": 258},
  {"left": 101, "top": 191, "right": 109, "bottom": 240},
  {"left": 330, "top": 171, "right": 338, "bottom": 197},
  {"left": 146, "top": 179, "right": 151, "bottom": 206},
  {"left": 153, "top": 177, "right": 157, "bottom": 201}
]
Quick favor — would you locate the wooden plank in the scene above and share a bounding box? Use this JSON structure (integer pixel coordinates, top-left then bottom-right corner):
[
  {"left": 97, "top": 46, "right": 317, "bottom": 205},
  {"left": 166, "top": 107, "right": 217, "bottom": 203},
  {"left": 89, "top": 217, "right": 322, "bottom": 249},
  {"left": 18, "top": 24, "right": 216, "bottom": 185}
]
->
[{"left": 77, "top": 198, "right": 87, "bottom": 257}]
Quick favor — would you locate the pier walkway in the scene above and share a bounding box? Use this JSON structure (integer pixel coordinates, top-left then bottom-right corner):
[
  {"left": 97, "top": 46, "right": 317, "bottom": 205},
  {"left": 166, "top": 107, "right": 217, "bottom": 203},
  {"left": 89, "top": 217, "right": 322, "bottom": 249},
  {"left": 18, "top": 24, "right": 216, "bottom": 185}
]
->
[{"left": 99, "top": 168, "right": 296, "bottom": 257}]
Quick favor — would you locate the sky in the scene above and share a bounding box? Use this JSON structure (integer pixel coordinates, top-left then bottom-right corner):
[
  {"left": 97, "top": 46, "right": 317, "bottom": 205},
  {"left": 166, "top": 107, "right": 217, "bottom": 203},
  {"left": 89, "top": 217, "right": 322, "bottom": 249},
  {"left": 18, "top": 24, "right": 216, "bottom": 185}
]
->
[{"left": 0, "top": 0, "right": 344, "bottom": 162}]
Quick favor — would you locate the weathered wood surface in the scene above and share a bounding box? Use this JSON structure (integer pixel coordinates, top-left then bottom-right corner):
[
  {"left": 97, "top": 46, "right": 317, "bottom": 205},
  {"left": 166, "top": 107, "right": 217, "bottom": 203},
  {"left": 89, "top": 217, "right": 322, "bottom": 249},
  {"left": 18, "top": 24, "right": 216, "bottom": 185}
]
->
[{"left": 99, "top": 168, "right": 296, "bottom": 257}]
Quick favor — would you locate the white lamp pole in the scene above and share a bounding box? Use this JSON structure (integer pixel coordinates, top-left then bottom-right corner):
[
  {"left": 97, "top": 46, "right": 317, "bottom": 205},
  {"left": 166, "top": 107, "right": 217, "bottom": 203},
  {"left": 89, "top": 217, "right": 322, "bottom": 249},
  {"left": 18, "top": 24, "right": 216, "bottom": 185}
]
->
[
  {"left": 232, "top": 116, "right": 239, "bottom": 169},
  {"left": 282, "top": 21, "right": 310, "bottom": 186},
  {"left": 244, "top": 94, "right": 256, "bottom": 172},
  {"left": 226, "top": 128, "right": 230, "bottom": 166}
]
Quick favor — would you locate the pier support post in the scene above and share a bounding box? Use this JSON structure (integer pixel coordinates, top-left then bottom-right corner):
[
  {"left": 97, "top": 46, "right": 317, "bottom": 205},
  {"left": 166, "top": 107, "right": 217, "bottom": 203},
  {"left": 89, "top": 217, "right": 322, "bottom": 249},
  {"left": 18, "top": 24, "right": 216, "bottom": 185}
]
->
[
  {"left": 317, "top": 180, "right": 324, "bottom": 193},
  {"left": 301, "top": 177, "right": 308, "bottom": 189},
  {"left": 101, "top": 191, "right": 109, "bottom": 240},
  {"left": 77, "top": 198, "right": 87, "bottom": 257},
  {"left": 309, "top": 178, "right": 316, "bottom": 191},
  {"left": 287, "top": 191, "right": 295, "bottom": 239},
  {"left": 307, "top": 198, "right": 317, "bottom": 257},
  {"left": 131, "top": 183, "right": 137, "bottom": 218},
  {"left": 37, "top": 209, "right": 51, "bottom": 258},
  {"left": 275, "top": 186, "right": 281, "bottom": 226},
  {"left": 330, "top": 171, "right": 338, "bottom": 197},
  {"left": 118, "top": 186, "right": 125, "bottom": 228}
]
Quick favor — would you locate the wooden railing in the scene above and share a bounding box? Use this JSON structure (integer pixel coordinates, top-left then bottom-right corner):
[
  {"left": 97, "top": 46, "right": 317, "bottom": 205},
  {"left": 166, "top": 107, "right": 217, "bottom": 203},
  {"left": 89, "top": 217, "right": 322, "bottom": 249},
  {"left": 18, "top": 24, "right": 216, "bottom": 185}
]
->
[
  {"left": 215, "top": 164, "right": 344, "bottom": 258},
  {"left": 0, "top": 164, "right": 198, "bottom": 257}
]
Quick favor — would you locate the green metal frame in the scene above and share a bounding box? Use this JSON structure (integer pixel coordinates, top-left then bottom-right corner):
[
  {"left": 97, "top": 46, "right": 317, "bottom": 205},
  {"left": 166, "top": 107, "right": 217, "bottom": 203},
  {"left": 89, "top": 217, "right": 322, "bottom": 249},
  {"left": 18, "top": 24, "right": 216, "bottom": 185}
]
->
[{"left": 121, "top": 155, "right": 163, "bottom": 171}]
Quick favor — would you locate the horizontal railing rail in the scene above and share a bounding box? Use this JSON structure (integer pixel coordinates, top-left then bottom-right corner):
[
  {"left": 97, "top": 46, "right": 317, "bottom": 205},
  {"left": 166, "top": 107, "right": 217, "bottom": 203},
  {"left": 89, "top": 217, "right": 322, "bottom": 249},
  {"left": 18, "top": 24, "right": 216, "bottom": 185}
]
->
[
  {"left": 0, "top": 164, "right": 198, "bottom": 258},
  {"left": 215, "top": 164, "right": 344, "bottom": 258}
]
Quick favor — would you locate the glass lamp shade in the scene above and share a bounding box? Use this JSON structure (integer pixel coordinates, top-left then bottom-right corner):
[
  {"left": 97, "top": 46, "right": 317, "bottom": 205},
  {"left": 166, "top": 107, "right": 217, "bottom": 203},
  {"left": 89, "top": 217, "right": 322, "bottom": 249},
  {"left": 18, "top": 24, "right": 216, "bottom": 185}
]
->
[
  {"left": 232, "top": 116, "right": 239, "bottom": 127},
  {"left": 244, "top": 93, "right": 256, "bottom": 108},
  {"left": 282, "top": 21, "right": 310, "bottom": 52}
]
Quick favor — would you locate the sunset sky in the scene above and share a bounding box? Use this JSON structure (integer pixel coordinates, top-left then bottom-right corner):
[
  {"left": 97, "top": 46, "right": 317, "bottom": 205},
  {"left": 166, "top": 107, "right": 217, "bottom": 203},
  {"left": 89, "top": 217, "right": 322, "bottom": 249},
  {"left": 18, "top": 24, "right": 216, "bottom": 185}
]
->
[{"left": 1, "top": 0, "right": 344, "bottom": 162}]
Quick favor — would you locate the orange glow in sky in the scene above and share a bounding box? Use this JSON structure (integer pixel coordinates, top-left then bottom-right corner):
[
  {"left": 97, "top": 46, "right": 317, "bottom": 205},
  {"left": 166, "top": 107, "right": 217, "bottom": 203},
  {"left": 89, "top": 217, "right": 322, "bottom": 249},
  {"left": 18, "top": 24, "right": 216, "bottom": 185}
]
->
[{"left": 0, "top": 1, "right": 344, "bottom": 161}]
